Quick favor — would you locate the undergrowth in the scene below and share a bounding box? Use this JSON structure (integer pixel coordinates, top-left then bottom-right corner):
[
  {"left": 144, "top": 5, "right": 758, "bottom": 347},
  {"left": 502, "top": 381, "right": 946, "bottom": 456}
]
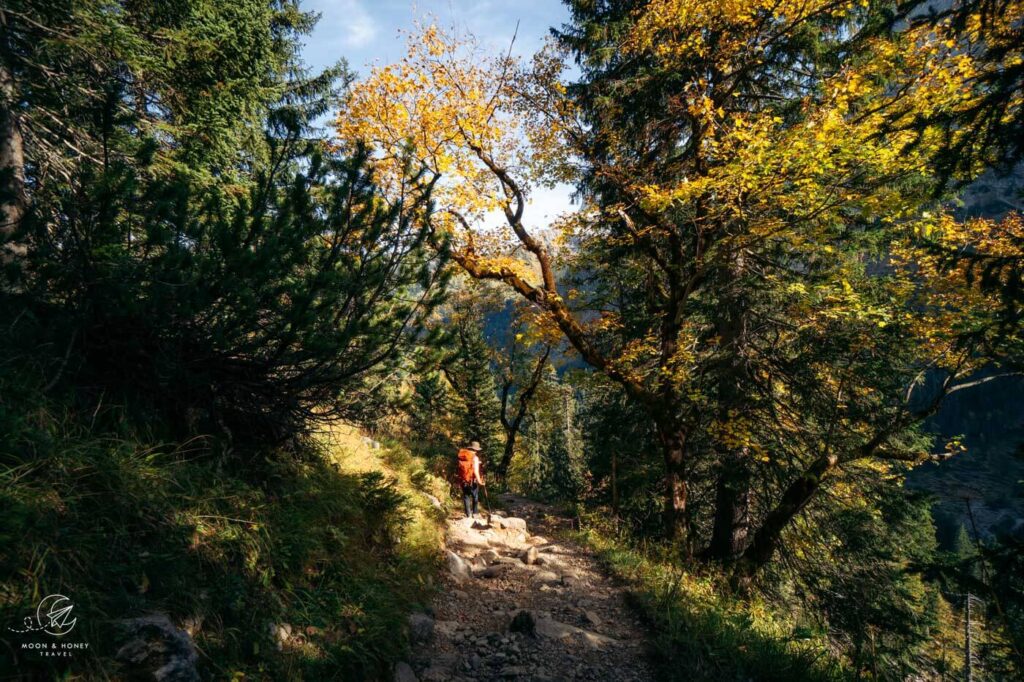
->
[
  {"left": 575, "top": 521, "right": 851, "bottom": 682},
  {"left": 0, "top": 392, "right": 448, "bottom": 680}
]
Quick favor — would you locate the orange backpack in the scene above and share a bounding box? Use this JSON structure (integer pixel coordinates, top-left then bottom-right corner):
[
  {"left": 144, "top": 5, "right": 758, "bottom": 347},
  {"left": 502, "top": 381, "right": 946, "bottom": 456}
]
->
[{"left": 456, "top": 448, "right": 476, "bottom": 485}]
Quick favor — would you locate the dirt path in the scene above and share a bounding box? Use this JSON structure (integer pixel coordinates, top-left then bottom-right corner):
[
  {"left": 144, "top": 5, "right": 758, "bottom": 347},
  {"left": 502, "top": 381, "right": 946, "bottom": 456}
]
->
[{"left": 395, "top": 493, "right": 656, "bottom": 682}]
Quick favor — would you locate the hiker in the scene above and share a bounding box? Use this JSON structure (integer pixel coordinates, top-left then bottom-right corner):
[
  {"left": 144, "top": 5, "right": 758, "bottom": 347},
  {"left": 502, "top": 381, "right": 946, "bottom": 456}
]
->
[{"left": 456, "top": 441, "right": 485, "bottom": 518}]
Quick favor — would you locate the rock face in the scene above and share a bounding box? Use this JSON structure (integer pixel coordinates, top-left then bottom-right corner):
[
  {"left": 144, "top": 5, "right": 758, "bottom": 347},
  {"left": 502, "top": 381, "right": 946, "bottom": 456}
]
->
[{"left": 115, "top": 614, "right": 200, "bottom": 682}]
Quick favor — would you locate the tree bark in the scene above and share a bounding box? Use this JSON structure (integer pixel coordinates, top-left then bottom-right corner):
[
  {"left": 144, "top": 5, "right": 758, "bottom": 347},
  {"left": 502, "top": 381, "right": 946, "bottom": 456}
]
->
[
  {"left": 497, "top": 426, "right": 518, "bottom": 480},
  {"left": 704, "top": 254, "right": 750, "bottom": 561},
  {"left": 495, "top": 345, "right": 550, "bottom": 479},
  {"left": 732, "top": 452, "right": 838, "bottom": 582},
  {"left": 657, "top": 422, "right": 688, "bottom": 541},
  {"left": 0, "top": 60, "right": 27, "bottom": 261},
  {"left": 705, "top": 450, "right": 752, "bottom": 561}
]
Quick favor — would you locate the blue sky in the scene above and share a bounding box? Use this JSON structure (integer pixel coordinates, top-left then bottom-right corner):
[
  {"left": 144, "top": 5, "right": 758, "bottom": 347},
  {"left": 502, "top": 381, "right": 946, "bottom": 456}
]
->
[{"left": 300, "top": 0, "right": 570, "bottom": 76}]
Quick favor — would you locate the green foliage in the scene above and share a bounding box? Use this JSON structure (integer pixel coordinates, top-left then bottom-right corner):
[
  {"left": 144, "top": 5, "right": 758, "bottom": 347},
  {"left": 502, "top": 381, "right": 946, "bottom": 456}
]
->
[
  {"left": 793, "top": 488, "right": 943, "bottom": 678},
  {"left": 0, "top": 3, "right": 450, "bottom": 679},
  {"left": 0, "top": 0, "right": 335, "bottom": 186},
  {"left": 0, "top": 377, "right": 440, "bottom": 679},
  {"left": 442, "top": 304, "right": 504, "bottom": 457},
  {"left": 2, "top": 0, "right": 446, "bottom": 446},
  {"left": 576, "top": 375, "right": 664, "bottom": 534},
  {"left": 578, "top": 524, "right": 850, "bottom": 682}
]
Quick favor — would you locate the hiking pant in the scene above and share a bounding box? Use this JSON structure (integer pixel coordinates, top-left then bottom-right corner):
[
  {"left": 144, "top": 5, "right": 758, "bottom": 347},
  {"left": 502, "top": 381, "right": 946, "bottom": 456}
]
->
[{"left": 462, "top": 482, "right": 479, "bottom": 517}]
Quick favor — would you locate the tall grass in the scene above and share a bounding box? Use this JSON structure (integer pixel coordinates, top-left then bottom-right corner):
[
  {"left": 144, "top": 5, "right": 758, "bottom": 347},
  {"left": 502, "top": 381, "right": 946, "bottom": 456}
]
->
[
  {"left": 576, "top": 524, "right": 851, "bottom": 682},
  {"left": 1, "top": 393, "right": 448, "bottom": 680}
]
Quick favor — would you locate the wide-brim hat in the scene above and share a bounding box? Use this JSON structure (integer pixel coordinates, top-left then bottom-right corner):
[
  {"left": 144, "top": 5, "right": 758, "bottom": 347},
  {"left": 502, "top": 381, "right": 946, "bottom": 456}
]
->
[{"left": 468, "top": 441, "right": 482, "bottom": 451}]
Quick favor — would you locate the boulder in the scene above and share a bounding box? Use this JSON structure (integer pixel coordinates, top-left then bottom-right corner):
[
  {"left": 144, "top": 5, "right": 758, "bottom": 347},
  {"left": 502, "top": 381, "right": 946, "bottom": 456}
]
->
[
  {"left": 534, "top": 617, "right": 616, "bottom": 649},
  {"left": 394, "top": 661, "right": 418, "bottom": 682},
  {"left": 494, "top": 517, "right": 528, "bottom": 532},
  {"left": 531, "top": 571, "right": 560, "bottom": 584},
  {"left": 474, "top": 563, "right": 512, "bottom": 579},
  {"left": 115, "top": 614, "right": 200, "bottom": 682},
  {"left": 446, "top": 550, "right": 472, "bottom": 583},
  {"left": 408, "top": 613, "right": 434, "bottom": 644}
]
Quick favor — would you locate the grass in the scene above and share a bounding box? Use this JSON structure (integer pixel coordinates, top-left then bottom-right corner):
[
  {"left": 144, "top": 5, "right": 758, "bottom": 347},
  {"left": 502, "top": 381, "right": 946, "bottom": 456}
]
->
[
  {"left": 0, "top": 401, "right": 449, "bottom": 680},
  {"left": 574, "top": 522, "right": 851, "bottom": 682}
]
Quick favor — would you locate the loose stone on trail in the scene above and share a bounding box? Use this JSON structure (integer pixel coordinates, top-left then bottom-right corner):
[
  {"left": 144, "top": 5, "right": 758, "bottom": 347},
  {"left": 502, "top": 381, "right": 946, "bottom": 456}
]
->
[{"left": 405, "top": 494, "right": 654, "bottom": 681}]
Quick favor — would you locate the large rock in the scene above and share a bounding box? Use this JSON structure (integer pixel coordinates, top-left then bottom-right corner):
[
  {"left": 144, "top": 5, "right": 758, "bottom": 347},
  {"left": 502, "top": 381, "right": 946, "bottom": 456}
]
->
[
  {"left": 534, "top": 617, "right": 617, "bottom": 649},
  {"left": 474, "top": 563, "right": 512, "bottom": 579},
  {"left": 408, "top": 613, "right": 434, "bottom": 644},
  {"left": 394, "top": 661, "right": 418, "bottom": 682},
  {"left": 446, "top": 550, "right": 472, "bottom": 583},
  {"left": 449, "top": 524, "right": 491, "bottom": 549},
  {"left": 531, "top": 571, "right": 560, "bottom": 584},
  {"left": 115, "top": 614, "right": 200, "bottom": 682},
  {"left": 494, "top": 516, "right": 528, "bottom": 532}
]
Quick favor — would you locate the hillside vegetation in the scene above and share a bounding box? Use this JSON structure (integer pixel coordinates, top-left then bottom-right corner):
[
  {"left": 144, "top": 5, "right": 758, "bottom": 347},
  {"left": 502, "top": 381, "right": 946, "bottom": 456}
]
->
[{"left": 1, "top": 368, "right": 447, "bottom": 678}]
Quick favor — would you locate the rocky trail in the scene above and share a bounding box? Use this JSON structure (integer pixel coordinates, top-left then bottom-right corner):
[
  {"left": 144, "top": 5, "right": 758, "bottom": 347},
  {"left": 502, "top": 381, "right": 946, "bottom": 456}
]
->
[{"left": 396, "top": 493, "right": 656, "bottom": 682}]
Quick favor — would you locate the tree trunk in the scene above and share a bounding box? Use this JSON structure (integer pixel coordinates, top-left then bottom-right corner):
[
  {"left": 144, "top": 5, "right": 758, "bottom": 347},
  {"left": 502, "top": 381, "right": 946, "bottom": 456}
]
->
[
  {"left": 496, "top": 428, "right": 516, "bottom": 479},
  {"left": 732, "top": 452, "right": 837, "bottom": 583},
  {"left": 611, "top": 449, "right": 619, "bottom": 518},
  {"left": 657, "top": 423, "right": 688, "bottom": 541},
  {"left": 0, "top": 60, "right": 27, "bottom": 261},
  {"left": 705, "top": 451, "right": 752, "bottom": 561},
  {"left": 705, "top": 255, "right": 751, "bottom": 561}
]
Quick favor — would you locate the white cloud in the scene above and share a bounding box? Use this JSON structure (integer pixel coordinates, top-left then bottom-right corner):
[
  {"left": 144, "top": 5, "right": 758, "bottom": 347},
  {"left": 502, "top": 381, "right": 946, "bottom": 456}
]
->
[
  {"left": 307, "top": 0, "right": 379, "bottom": 53},
  {"left": 336, "top": 0, "right": 378, "bottom": 48}
]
